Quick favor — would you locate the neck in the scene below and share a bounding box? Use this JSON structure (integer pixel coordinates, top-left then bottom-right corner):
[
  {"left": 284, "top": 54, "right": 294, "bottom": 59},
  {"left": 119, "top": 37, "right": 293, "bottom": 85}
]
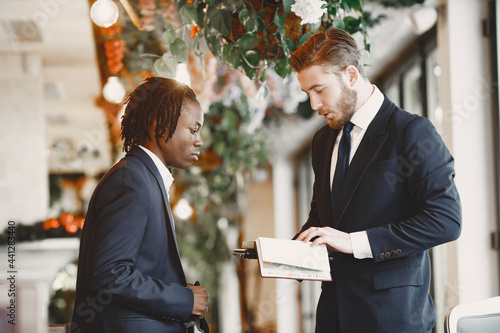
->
[
  {"left": 143, "top": 140, "right": 169, "bottom": 168},
  {"left": 354, "top": 80, "right": 374, "bottom": 111}
]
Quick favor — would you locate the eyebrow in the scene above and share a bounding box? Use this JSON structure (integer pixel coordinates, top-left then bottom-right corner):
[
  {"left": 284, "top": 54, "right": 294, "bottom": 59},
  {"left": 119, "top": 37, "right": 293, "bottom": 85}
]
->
[{"left": 302, "top": 84, "right": 324, "bottom": 92}]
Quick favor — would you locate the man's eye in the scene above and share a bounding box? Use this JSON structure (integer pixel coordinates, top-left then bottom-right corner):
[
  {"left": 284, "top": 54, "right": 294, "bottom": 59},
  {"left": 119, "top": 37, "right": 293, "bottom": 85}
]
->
[{"left": 316, "top": 88, "right": 323, "bottom": 94}]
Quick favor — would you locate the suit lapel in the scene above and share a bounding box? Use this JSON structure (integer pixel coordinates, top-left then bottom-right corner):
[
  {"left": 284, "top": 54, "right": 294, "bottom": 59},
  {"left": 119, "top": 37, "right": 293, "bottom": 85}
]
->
[
  {"left": 315, "top": 126, "right": 340, "bottom": 227},
  {"left": 128, "top": 146, "right": 187, "bottom": 284},
  {"left": 333, "top": 97, "right": 394, "bottom": 227}
]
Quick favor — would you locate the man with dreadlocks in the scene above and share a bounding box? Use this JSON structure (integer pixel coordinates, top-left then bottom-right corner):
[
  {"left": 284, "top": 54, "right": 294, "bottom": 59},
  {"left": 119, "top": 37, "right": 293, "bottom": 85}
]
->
[{"left": 71, "top": 77, "right": 209, "bottom": 333}]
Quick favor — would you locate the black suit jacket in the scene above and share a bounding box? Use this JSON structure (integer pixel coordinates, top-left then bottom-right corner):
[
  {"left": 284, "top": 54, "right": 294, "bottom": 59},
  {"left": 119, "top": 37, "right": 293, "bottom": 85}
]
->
[
  {"left": 300, "top": 96, "right": 462, "bottom": 333},
  {"left": 71, "top": 146, "right": 203, "bottom": 333}
]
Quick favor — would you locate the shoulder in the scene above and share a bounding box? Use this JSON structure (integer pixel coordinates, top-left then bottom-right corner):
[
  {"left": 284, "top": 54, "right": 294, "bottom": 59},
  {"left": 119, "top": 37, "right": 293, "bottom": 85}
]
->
[
  {"left": 96, "top": 154, "right": 153, "bottom": 193},
  {"left": 382, "top": 100, "right": 437, "bottom": 138},
  {"left": 313, "top": 124, "right": 336, "bottom": 142}
]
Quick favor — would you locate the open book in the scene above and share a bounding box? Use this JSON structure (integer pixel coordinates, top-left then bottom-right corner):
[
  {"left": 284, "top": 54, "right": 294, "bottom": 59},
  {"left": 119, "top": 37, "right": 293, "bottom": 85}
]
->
[{"left": 234, "top": 237, "right": 332, "bottom": 281}]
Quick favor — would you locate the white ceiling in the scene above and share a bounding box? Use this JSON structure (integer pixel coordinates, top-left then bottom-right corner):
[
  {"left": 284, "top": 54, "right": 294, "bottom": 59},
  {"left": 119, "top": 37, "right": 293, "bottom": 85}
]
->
[{"left": 0, "top": 0, "right": 110, "bottom": 173}]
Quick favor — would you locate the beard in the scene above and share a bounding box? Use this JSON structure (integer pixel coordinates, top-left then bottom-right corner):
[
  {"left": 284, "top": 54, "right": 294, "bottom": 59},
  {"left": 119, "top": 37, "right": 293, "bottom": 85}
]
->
[{"left": 328, "top": 83, "right": 358, "bottom": 129}]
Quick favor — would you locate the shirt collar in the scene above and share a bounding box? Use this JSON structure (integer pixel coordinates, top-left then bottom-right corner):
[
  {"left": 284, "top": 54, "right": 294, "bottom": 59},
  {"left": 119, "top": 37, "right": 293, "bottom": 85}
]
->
[
  {"left": 350, "top": 85, "right": 384, "bottom": 131},
  {"left": 138, "top": 145, "right": 174, "bottom": 194}
]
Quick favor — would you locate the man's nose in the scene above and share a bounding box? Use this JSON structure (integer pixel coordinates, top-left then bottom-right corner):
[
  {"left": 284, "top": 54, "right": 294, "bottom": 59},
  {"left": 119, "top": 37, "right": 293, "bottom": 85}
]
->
[
  {"left": 310, "top": 95, "right": 322, "bottom": 112},
  {"left": 195, "top": 135, "right": 203, "bottom": 147}
]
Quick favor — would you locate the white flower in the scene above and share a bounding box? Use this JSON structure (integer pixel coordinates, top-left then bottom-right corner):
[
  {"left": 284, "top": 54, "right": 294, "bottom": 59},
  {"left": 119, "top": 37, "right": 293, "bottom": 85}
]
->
[{"left": 291, "top": 0, "right": 328, "bottom": 25}]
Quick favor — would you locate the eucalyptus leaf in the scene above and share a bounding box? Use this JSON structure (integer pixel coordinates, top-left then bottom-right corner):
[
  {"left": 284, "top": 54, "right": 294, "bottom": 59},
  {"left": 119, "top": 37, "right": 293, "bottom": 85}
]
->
[
  {"left": 344, "top": 16, "right": 361, "bottom": 33},
  {"left": 223, "top": 45, "right": 241, "bottom": 68},
  {"left": 223, "top": 0, "right": 243, "bottom": 12},
  {"left": 351, "top": 0, "right": 364, "bottom": 12},
  {"left": 258, "top": 68, "right": 266, "bottom": 82},
  {"left": 209, "top": 9, "right": 232, "bottom": 36},
  {"left": 222, "top": 108, "right": 239, "bottom": 128},
  {"left": 308, "top": 20, "right": 321, "bottom": 33},
  {"left": 282, "top": 0, "right": 293, "bottom": 14},
  {"left": 333, "top": 15, "right": 346, "bottom": 30},
  {"left": 162, "top": 52, "right": 173, "bottom": 61},
  {"left": 341, "top": 0, "right": 351, "bottom": 11},
  {"left": 180, "top": 3, "right": 198, "bottom": 25},
  {"left": 254, "top": 18, "right": 265, "bottom": 33},
  {"left": 284, "top": 38, "right": 294, "bottom": 56},
  {"left": 207, "top": 35, "right": 222, "bottom": 57},
  {"left": 235, "top": 34, "right": 260, "bottom": 51},
  {"left": 213, "top": 141, "right": 226, "bottom": 157},
  {"left": 239, "top": 8, "right": 256, "bottom": 32},
  {"left": 273, "top": 12, "right": 286, "bottom": 38},
  {"left": 162, "top": 23, "right": 177, "bottom": 45},
  {"left": 154, "top": 58, "right": 176, "bottom": 78},
  {"left": 244, "top": 50, "right": 260, "bottom": 67},
  {"left": 241, "top": 50, "right": 261, "bottom": 79},
  {"left": 171, "top": 38, "right": 189, "bottom": 63},
  {"left": 275, "top": 57, "right": 291, "bottom": 78},
  {"left": 298, "top": 33, "right": 312, "bottom": 46}
]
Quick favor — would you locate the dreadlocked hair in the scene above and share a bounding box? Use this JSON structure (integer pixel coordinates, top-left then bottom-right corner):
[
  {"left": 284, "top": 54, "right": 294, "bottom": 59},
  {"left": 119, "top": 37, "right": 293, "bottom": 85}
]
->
[{"left": 121, "top": 76, "right": 198, "bottom": 153}]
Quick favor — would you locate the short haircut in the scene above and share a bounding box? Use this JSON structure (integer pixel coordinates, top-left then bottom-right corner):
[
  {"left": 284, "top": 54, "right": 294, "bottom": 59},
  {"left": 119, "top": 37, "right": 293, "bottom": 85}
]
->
[
  {"left": 121, "top": 77, "right": 199, "bottom": 153},
  {"left": 290, "top": 28, "right": 366, "bottom": 78}
]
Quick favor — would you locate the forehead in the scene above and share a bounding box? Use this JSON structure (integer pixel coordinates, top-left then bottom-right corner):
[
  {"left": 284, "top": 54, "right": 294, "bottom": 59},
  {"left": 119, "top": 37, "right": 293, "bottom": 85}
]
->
[
  {"left": 180, "top": 99, "right": 203, "bottom": 124},
  {"left": 296, "top": 65, "right": 339, "bottom": 90}
]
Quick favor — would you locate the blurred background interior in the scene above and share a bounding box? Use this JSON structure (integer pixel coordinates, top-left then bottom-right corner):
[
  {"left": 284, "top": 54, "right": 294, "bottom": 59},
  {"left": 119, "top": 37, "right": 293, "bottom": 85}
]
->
[{"left": 0, "top": 0, "right": 499, "bottom": 332}]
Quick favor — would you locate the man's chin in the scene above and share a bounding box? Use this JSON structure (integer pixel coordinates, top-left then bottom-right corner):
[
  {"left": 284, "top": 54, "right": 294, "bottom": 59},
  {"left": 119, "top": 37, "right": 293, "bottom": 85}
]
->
[{"left": 328, "top": 119, "right": 342, "bottom": 130}]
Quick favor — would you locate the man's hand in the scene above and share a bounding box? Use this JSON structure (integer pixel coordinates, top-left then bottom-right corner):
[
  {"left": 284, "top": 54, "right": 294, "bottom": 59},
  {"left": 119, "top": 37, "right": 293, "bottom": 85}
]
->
[
  {"left": 296, "top": 226, "right": 353, "bottom": 254},
  {"left": 187, "top": 285, "right": 209, "bottom": 318}
]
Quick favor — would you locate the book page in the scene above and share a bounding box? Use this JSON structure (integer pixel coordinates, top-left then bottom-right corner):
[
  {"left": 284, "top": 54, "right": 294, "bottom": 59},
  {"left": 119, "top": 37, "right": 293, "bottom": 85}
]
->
[{"left": 256, "top": 237, "right": 332, "bottom": 281}]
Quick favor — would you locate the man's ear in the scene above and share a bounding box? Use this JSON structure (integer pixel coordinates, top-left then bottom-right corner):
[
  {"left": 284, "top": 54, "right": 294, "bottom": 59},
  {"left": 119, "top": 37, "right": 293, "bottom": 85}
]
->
[{"left": 344, "top": 65, "right": 359, "bottom": 87}]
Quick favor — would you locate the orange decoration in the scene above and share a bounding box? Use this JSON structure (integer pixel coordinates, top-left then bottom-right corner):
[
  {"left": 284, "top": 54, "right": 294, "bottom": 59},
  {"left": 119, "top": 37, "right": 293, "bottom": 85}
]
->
[
  {"left": 101, "top": 23, "right": 122, "bottom": 38},
  {"left": 76, "top": 217, "right": 85, "bottom": 229},
  {"left": 59, "top": 212, "right": 74, "bottom": 227},
  {"left": 42, "top": 218, "right": 60, "bottom": 230},
  {"left": 190, "top": 25, "right": 201, "bottom": 39},
  {"left": 103, "top": 38, "right": 125, "bottom": 75},
  {"left": 65, "top": 222, "right": 79, "bottom": 234}
]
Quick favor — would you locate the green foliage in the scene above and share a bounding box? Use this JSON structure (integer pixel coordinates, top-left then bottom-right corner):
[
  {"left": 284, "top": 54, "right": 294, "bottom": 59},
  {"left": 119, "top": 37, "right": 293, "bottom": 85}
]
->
[
  {"left": 151, "top": 0, "right": 424, "bottom": 80},
  {"left": 0, "top": 221, "right": 81, "bottom": 244}
]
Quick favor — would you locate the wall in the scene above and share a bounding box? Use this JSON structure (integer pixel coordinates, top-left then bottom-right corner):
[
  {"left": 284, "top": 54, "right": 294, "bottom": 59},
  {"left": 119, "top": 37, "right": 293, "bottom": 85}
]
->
[
  {"left": 0, "top": 53, "right": 47, "bottom": 227},
  {"left": 439, "top": 0, "right": 500, "bottom": 304}
]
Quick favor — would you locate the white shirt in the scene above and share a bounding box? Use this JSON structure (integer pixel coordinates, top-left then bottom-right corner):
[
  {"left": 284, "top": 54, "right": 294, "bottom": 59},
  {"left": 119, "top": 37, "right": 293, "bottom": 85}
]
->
[
  {"left": 139, "top": 145, "right": 174, "bottom": 197},
  {"left": 329, "top": 85, "right": 384, "bottom": 259}
]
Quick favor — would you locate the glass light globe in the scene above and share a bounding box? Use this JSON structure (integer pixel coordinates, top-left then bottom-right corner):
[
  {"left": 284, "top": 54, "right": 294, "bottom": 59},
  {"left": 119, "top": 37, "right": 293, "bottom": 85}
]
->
[
  {"left": 175, "top": 63, "right": 191, "bottom": 86},
  {"left": 173, "top": 198, "right": 194, "bottom": 220},
  {"left": 90, "top": 0, "right": 119, "bottom": 28},
  {"left": 103, "top": 76, "right": 125, "bottom": 103}
]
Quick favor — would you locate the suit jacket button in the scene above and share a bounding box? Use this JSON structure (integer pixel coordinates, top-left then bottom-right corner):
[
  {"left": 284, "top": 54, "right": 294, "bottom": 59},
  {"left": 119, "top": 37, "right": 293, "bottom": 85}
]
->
[
  {"left": 395, "top": 249, "right": 402, "bottom": 255},
  {"left": 379, "top": 253, "right": 385, "bottom": 259},
  {"left": 390, "top": 250, "right": 396, "bottom": 256},
  {"left": 384, "top": 252, "right": 391, "bottom": 258}
]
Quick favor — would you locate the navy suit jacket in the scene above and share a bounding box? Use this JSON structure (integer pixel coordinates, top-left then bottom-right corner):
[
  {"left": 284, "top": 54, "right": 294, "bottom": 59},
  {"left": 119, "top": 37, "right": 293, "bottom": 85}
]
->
[
  {"left": 71, "top": 146, "right": 197, "bottom": 333},
  {"left": 300, "top": 96, "right": 462, "bottom": 333}
]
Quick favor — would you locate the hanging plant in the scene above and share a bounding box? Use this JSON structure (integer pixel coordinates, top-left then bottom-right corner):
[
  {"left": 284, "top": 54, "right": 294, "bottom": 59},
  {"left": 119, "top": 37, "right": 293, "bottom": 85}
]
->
[
  {"left": 164, "top": 0, "right": 368, "bottom": 80},
  {"left": 146, "top": 0, "right": 427, "bottom": 81}
]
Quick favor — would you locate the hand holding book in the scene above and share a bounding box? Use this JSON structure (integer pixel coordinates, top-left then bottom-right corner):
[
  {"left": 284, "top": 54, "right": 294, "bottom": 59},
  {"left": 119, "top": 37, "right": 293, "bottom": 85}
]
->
[{"left": 232, "top": 237, "right": 332, "bottom": 281}]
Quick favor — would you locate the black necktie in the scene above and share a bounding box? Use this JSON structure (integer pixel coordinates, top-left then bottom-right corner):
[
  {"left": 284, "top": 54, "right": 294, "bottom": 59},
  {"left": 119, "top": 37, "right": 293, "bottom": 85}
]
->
[{"left": 331, "top": 122, "right": 354, "bottom": 212}]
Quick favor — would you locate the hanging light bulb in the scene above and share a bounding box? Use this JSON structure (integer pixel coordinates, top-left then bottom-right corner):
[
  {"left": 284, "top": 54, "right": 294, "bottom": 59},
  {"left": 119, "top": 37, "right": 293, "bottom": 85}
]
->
[
  {"left": 103, "top": 76, "right": 126, "bottom": 103},
  {"left": 90, "top": 0, "right": 119, "bottom": 28},
  {"left": 173, "top": 198, "right": 194, "bottom": 220}
]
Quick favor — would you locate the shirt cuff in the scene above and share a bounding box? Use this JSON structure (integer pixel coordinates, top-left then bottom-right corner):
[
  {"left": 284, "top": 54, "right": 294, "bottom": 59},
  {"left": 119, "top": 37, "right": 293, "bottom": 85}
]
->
[{"left": 350, "top": 231, "right": 373, "bottom": 259}]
